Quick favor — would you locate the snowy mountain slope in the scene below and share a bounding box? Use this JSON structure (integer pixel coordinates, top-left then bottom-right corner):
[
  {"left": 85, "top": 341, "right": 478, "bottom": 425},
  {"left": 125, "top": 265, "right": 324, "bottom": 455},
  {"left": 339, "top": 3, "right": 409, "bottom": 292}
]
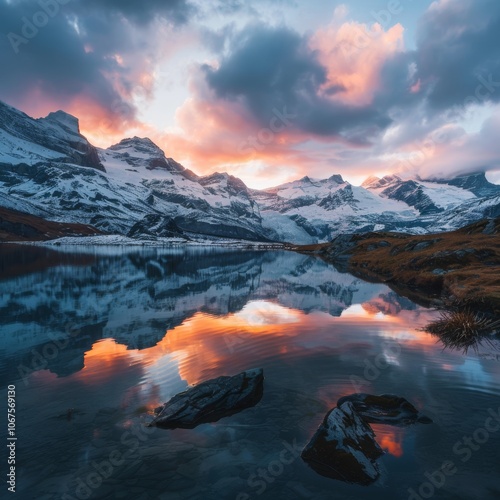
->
[
  {"left": 0, "top": 101, "right": 104, "bottom": 171},
  {"left": 103, "top": 136, "right": 197, "bottom": 181},
  {"left": 427, "top": 172, "right": 500, "bottom": 198},
  {"left": 0, "top": 102, "right": 273, "bottom": 240},
  {"left": 0, "top": 161, "right": 156, "bottom": 234},
  {"left": 362, "top": 174, "right": 476, "bottom": 214},
  {"left": 105, "top": 142, "right": 267, "bottom": 240},
  {"left": 253, "top": 175, "right": 419, "bottom": 241},
  {"left": 0, "top": 189, "right": 52, "bottom": 218},
  {"left": 0, "top": 101, "right": 498, "bottom": 244},
  {"left": 0, "top": 156, "right": 273, "bottom": 241},
  {"left": 0, "top": 128, "right": 64, "bottom": 166},
  {"left": 0, "top": 103, "right": 273, "bottom": 240},
  {"left": 429, "top": 193, "right": 500, "bottom": 232}
]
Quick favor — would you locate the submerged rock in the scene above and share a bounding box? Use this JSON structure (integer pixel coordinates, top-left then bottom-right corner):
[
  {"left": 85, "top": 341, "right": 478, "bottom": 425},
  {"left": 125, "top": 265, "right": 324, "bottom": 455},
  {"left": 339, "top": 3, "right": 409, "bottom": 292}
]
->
[
  {"left": 337, "top": 393, "right": 432, "bottom": 426},
  {"left": 148, "top": 368, "right": 264, "bottom": 429},
  {"left": 301, "top": 401, "right": 385, "bottom": 485}
]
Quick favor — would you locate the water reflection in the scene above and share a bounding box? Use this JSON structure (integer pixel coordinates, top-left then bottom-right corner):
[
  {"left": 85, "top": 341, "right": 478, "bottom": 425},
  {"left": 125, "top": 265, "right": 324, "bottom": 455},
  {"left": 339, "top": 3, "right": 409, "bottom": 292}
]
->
[
  {"left": 0, "top": 244, "right": 407, "bottom": 383},
  {"left": 1, "top": 245, "right": 500, "bottom": 499},
  {"left": 371, "top": 425, "right": 405, "bottom": 457}
]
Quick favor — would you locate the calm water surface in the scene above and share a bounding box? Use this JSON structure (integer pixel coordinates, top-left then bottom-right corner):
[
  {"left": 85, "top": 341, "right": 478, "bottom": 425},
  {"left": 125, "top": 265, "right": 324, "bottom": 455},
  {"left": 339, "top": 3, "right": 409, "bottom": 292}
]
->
[{"left": 1, "top": 245, "right": 499, "bottom": 500}]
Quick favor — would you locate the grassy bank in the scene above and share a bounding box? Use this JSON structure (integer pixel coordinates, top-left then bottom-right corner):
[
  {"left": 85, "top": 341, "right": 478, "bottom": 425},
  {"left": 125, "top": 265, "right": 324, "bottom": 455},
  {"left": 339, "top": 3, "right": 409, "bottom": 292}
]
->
[{"left": 292, "top": 218, "right": 500, "bottom": 314}]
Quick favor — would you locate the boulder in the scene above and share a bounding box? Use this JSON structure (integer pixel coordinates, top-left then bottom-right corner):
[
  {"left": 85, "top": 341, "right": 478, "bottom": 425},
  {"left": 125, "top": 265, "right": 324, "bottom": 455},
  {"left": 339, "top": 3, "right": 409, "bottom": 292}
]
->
[
  {"left": 337, "top": 393, "right": 432, "bottom": 426},
  {"left": 148, "top": 368, "right": 264, "bottom": 429},
  {"left": 301, "top": 401, "right": 384, "bottom": 485}
]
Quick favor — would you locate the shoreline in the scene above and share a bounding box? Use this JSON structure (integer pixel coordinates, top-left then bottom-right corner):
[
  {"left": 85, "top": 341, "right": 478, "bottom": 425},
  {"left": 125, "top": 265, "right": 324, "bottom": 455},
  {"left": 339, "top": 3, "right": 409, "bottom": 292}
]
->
[
  {"left": 1, "top": 234, "right": 286, "bottom": 250},
  {"left": 293, "top": 218, "right": 500, "bottom": 316}
]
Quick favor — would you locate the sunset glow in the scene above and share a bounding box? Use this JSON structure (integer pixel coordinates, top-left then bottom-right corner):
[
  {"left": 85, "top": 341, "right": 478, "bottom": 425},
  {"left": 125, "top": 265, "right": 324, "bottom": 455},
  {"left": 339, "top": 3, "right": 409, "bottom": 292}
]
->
[
  {"left": 372, "top": 425, "right": 405, "bottom": 457},
  {"left": 70, "top": 298, "right": 440, "bottom": 390},
  {"left": 2, "top": 0, "right": 499, "bottom": 187}
]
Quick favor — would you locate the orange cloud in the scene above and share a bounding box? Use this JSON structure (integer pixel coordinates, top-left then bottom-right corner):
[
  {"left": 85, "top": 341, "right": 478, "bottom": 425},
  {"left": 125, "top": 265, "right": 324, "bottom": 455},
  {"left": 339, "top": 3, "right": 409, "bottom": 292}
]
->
[
  {"left": 310, "top": 19, "right": 405, "bottom": 106},
  {"left": 140, "top": 18, "right": 407, "bottom": 188},
  {"left": 148, "top": 83, "right": 313, "bottom": 186},
  {"left": 17, "top": 15, "right": 410, "bottom": 189}
]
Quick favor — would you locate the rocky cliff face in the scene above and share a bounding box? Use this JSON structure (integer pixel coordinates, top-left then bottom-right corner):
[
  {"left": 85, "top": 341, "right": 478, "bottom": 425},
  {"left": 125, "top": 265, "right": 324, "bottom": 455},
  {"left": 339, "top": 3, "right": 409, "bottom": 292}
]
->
[
  {"left": 0, "top": 101, "right": 104, "bottom": 172},
  {"left": 381, "top": 179, "right": 441, "bottom": 215}
]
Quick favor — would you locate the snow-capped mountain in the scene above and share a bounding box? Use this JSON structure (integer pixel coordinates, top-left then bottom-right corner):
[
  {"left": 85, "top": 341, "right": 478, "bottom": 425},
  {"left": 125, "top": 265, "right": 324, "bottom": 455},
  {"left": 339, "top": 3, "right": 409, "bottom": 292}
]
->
[
  {"left": 0, "top": 101, "right": 103, "bottom": 171},
  {"left": 0, "top": 101, "right": 498, "bottom": 244},
  {"left": 253, "top": 175, "right": 419, "bottom": 241},
  {"left": 98, "top": 135, "right": 267, "bottom": 239},
  {"left": 429, "top": 193, "right": 500, "bottom": 232},
  {"left": 362, "top": 174, "right": 477, "bottom": 215},
  {"left": 0, "top": 102, "right": 273, "bottom": 241}
]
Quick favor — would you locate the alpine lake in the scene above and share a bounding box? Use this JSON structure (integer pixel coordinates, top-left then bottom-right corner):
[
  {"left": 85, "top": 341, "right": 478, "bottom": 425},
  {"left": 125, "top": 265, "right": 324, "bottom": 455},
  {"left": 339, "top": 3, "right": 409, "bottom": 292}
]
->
[{"left": 1, "top": 244, "right": 499, "bottom": 500}]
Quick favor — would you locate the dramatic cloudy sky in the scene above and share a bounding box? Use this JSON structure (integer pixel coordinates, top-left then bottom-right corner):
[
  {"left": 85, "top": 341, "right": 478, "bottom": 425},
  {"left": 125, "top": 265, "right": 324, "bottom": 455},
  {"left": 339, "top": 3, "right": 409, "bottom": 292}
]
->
[{"left": 1, "top": 0, "right": 500, "bottom": 188}]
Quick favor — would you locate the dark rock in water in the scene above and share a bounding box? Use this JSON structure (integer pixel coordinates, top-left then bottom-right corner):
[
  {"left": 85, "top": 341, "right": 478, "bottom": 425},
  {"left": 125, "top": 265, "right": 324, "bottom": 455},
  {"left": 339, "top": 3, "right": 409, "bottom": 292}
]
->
[
  {"left": 337, "top": 393, "right": 432, "bottom": 426},
  {"left": 148, "top": 368, "right": 264, "bottom": 429},
  {"left": 301, "top": 402, "right": 385, "bottom": 486}
]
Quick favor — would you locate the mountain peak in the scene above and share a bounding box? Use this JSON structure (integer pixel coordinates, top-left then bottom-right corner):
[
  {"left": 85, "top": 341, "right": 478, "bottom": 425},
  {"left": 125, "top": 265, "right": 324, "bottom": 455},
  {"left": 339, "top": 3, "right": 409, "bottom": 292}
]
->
[
  {"left": 44, "top": 110, "right": 80, "bottom": 134},
  {"left": 361, "top": 175, "right": 380, "bottom": 188},
  {"left": 381, "top": 174, "right": 402, "bottom": 183},
  {"left": 111, "top": 136, "right": 161, "bottom": 150},
  {"left": 328, "top": 174, "right": 345, "bottom": 184},
  {"left": 364, "top": 174, "right": 402, "bottom": 189},
  {"left": 107, "top": 137, "right": 190, "bottom": 175},
  {"left": 109, "top": 136, "right": 167, "bottom": 158},
  {"left": 130, "top": 136, "right": 156, "bottom": 146},
  {"left": 199, "top": 171, "right": 249, "bottom": 194}
]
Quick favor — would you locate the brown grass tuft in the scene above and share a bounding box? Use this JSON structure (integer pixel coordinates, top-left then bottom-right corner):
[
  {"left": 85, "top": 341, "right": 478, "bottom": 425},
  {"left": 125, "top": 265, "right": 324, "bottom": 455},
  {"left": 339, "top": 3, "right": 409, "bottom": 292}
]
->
[{"left": 423, "top": 310, "right": 500, "bottom": 353}]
